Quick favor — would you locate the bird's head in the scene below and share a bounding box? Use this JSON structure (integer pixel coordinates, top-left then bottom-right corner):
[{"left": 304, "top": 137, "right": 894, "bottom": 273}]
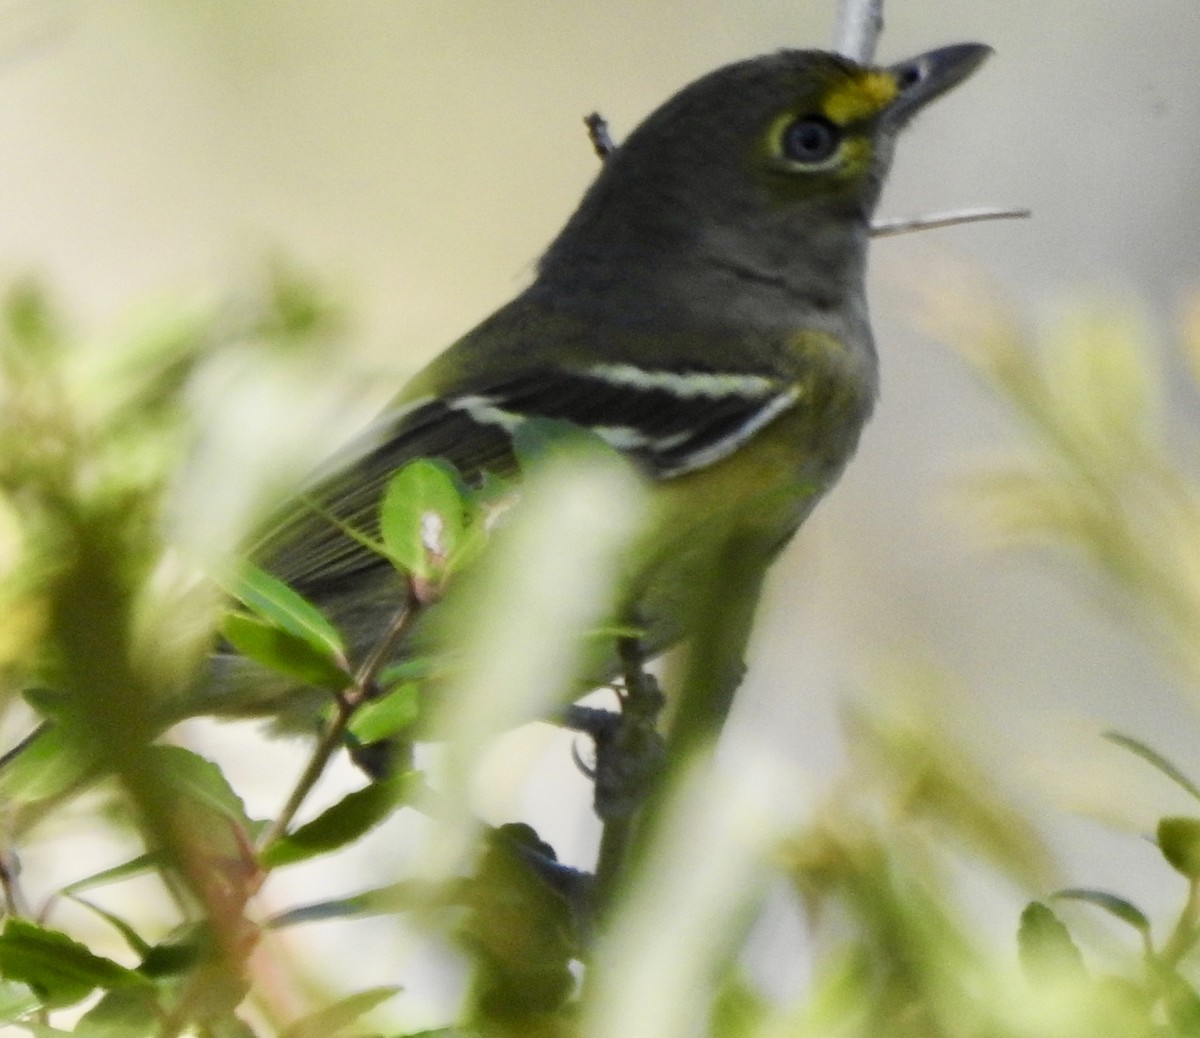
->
[{"left": 537, "top": 43, "right": 992, "bottom": 324}]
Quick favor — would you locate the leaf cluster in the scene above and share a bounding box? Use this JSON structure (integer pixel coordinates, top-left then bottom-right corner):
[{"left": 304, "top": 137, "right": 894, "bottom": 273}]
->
[{"left": 5, "top": 273, "right": 1200, "bottom": 1038}]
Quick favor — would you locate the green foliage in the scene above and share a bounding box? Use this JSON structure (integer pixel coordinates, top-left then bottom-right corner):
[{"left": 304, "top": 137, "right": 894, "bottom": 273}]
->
[
  {"left": 456, "top": 825, "right": 578, "bottom": 1022},
  {"left": 0, "top": 919, "right": 149, "bottom": 1009},
  {"left": 1053, "top": 888, "right": 1150, "bottom": 937},
  {"left": 380, "top": 459, "right": 469, "bottom": 585},
  {"left": 219, "top": 611, "right": 350, "bottom": 690},
  {"left": 1159, "top": 817, "right": 1200, "bottom": 880},
  {"left": 7, "top": 269, "right": 1200, "bottom": 1037},
  {"left": 1018, "top": 902, "right": 1085, "bottom": 982},
  {"left": 929, "top": 287, "right": 1200, "bottom": 1036},
  {"left": 345, "top": 681, "right": 421, "bottom": 744},
  {"left": 259, "top": 773, "right": 418, "bottom": 869},
  {"left": 224, "top": 564, "right": 348, "bottom": 666},
  {"left": 934, "top": 286, "right": 1200, "bottom": 688},
  {"left": 275, "top": 986, "right": 401, "bottom": 1038}
]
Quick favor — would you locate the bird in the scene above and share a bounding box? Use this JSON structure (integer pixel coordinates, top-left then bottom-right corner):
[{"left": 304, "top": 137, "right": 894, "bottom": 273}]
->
[
  {"left": 182, "top": 43, "right": 994, "bottom": 761},
  {"left": 202, "top": 41, "right": 995, "bottom": 775}
]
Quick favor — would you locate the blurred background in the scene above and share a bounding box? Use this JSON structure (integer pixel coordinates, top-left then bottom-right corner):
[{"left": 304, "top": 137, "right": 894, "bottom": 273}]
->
[{"left": 1, "top": 0, "right": 1198, "bottom": 1024}]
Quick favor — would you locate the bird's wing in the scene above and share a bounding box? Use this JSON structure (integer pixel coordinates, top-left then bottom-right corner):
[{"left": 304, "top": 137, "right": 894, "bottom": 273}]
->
[
  {"left": 423, "top": 364, "right": 799, "bottom": 480},
  {"left": 254, "top": 361, "right": 798, "bottom": 596}
]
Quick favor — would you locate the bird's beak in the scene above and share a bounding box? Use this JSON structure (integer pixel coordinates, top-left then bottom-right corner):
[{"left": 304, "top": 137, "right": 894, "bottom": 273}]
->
[{"left": 882, "top": 42, "right": 993, "bottom": 128}]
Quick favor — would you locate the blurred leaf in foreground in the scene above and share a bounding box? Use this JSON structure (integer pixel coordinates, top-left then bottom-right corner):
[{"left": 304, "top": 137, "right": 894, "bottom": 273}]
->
[{"left": 928, "top": 279, "right": 1200, "bottom": 696}]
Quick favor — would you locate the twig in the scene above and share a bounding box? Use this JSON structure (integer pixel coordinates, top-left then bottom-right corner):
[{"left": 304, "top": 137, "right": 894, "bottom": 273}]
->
[
  {"left": 834, "top": 0, "right": 884, "bottom": 63},
  {"left": 0, "top": 846, "right": 27, "bottom": 917},
  {"left": 584, "top": 112, "right": 616, "bottom": 159},
  {"left": 257, "top": 596, "right": 417, "bottom": 851},
  {"left": 584, "top": 0, "right": 883, "bottom": 167},
  {"left": 871, "top": 206, "right": 1032, "bottom": 238},
  {"left": 834, "top": 0, "right": 1028, "bottom": 242}
]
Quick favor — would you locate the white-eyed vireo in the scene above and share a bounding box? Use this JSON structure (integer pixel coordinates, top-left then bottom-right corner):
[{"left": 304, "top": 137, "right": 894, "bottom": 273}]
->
[{"left": 221, "top": 43, "right": 992, "bottom": 752}]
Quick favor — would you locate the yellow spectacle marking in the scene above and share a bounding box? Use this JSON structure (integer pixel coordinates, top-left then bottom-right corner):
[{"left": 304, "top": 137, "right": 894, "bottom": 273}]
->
[
  {"left": 821, "top": 71, "right": 897, "bottom": 124},
  {"left": 835, "top": 137, "right": 871, "bottom": 178}
]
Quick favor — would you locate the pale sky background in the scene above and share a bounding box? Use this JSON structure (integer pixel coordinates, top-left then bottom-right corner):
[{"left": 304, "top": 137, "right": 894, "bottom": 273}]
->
[{"left": 1, "top": 0, "right": 1199, "bottom": 1027}]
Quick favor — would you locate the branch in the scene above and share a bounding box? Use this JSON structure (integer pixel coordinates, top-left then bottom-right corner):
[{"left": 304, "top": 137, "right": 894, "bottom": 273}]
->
[
  {"left": 871, "top": 206, "right": 1032, "bottom": 238},
  {"left": 585, "top": 0, "right": 881, "bottom": 161},
  {"left": 832, "top": 1, "right": 1029, "bottom": 241},
  {"left": 257, "top": 595, "right": 417, "bottom": 851},
  {"left": 833, "top": 0, "right": 884, "bottom": 63},
  {"left": 584, "top": 112, "right": 616, "bottom": 159}
]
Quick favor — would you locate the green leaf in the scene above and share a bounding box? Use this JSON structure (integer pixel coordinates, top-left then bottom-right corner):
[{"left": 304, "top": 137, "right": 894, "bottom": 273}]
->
[
  {"left": 471, "top": 470, "right": 515, "bottom": 509},
  {"left": 20, "top": 687, "right": 70, "bottom": 717},
  {"left": 511, "top": 416, "right": 616, "bottom": 469},
  {"left": 60, "top": 853, "right": 162, "bottom": 897},
  {"left": 0, "top": 979, "right": 41, "bottom": 1025},
  {"left": 73, "top": 987, "right": 160, "bottom": 1038},
  {"left": 1158, "top": 817, "right": 1200, "bottom": 878},
  {"left": 710, "top": 972, "right": 769, "bottom": 1038},
  {"left": 1053, "top": 888, "right": 1151, "bottom": 935},
  {"left": 257, "top": 258, "right": 346, "bottom": 342},
  {"left": 380, "top": 459, "right": 466, "bottom": 579},
  {"left": 376, "top": 655, "right": 441, "bottom": 687},
  {"left": 268, "top": 879, "right": 460, "bottom": 928},
  {"left": 443, "top": 471, "right": 515, "bottom": 574},
  {"left": 0, "top": 918, "right": 148, "bottom": 1008},
  {"left": 260, "top": 772, "right": 419, "bottom": 868},
  {"left": 148, "top": 745, "right": 252, "bottom": 825},
  {"left": 64, "top": 897, "right": 151, "bottom": 959},
  {"left": 4, "top": 278, "right": 62, "bottom": 354},
  {"left": 138, "top": 927, "right": 208, "bottom": 979},
  {"left": 278, "top": 986, "right": 401, "bottom": 1038},
  {"left": 0, "top": 724, "right": 93, "bottom": 804},
  {"left": 201, "top": 1018, "right": 259, "bottom": 1038},
  {"left": 1104, "top": 732, "right": 1200, "bottom": 803},
  {"left": 223, "top": 563, "right": 346, "bottom": 660},
  {"left": 221, "top": 611, "right": 350, "bottom": 689},
  {"left": 388, "top": 1031, "right": 470, "bottom": 1038},
  {"left": 1017, "top": 902, "right": 1087, "bottom": 984},
  {"left": 587, "top": 621, "right": 645, "bottom": 641},
  {"left": 347, "top": 683, "right": 420, "bottom": 745},
  {"left": 1162, "top": 971, "right": 1200, "bottom": 1033}
]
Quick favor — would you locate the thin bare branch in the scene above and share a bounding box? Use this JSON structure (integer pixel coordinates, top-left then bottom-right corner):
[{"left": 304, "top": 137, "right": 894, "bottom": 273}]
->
[
  {"left": 584, "top": 112, "right": 616, "bottom": 160},
  {"left": 258, "top": 595, "right": 417, "bottom": 851},
  {"left": 834, "top": 0, "right": 884, "bottom": 63},
  {"left": 871, "top": 206, "right": 1032, "bottom": 238}
]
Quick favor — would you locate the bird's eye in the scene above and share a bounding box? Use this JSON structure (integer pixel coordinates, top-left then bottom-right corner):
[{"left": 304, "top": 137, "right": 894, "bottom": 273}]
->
[{"left": 779, "top": 116, "right": 842, "bottom": 165}]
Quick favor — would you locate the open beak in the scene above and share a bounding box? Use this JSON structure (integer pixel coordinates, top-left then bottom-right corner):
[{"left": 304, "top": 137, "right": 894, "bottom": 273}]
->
[{"left": 883, "top": 43, "right": 993, "bottom": 128}]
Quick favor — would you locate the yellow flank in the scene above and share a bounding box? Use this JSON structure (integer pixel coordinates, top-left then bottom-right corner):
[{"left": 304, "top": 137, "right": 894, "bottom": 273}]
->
[
  {"left": 821, "top": 71, "right": 898, "bottom": 124},
  {"left": 784, "top": 326, "right": 855, "bottom": 364}
]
